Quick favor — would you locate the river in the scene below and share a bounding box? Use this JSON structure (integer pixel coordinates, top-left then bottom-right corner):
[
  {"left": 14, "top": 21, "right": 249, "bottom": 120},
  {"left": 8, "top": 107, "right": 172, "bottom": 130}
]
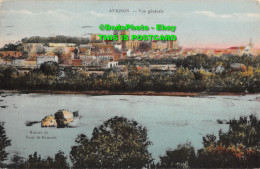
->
[{"left": 0, "top": 93, "right": 259, "bottom": 163}]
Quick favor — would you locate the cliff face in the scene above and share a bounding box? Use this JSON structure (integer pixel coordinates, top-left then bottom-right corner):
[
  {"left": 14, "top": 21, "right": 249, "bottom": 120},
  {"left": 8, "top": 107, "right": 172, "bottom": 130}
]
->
[{"left": 41, "top": 110, "right": 75, "bottom": 128}]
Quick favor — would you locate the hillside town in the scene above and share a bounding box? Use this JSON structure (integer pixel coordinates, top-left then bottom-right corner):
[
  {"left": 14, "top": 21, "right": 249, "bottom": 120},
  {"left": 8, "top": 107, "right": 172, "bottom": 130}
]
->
[
  {"left": 0, "top": 31, "right": 260, "bottom": 94},
  {"left": 0, "top": 30, "right": 259, "bottom": 75}
]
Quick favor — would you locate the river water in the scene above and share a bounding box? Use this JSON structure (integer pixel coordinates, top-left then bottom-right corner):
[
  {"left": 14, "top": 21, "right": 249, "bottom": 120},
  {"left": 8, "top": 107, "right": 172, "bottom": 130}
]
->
[{"left": 0, "top": 93, "right": 259, "bottom": 163}]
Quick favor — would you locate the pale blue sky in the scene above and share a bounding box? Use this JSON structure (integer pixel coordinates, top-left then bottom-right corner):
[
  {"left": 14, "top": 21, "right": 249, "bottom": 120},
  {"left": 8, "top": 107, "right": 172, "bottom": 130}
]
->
[{"left": 0, "top": 0, "right": 259, "bottom": 48}]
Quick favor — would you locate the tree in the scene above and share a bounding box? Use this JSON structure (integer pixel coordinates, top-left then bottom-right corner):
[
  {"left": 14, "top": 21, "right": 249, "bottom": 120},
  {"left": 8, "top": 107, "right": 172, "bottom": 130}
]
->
[
  {"left": 181, "top": 54, "right": 209, "bottom": 69},
  {"left": 173, "top": 67, "right": 195, "bottom": 91},
  {"left": 157, "top": 115, "right": 260, "bottom": 168},
  {"left": 39, "top": 61, "right": 60, "bottom": 77},
  {"left": 0, "top": 122, "right": 11, "bottom": 165},
  {"left": 21, "top": 35, "right": 90, "bottom": 44},
  {"left": 0, "top": 66, "right": 19, "bottom": 89},
  {"left": 70, "top": 116, "right": 153, "bottom": 168},
  {"left": 158, "top": 142, "right": 197, "bottom": 168},
  {"left": 50, "top": 151, "right": 70, "bottom": 168},
  {"left": 202, "top": 134, "right": 217, "bottom": 147},
  {"left": 53, "top": 47, "right": 65, "bottom": 63},
  {"left": 218, "top": 114, "right": 260, "bottom": 148},
  {"left": 21, "top": 151, "right": 69, "bottom": 168},
  {"left": 7, "top": 153, "right": 24, "bottom": 168},
  {"left": 196, "top": 114, "right": 260, "bottom": 168},
  {"left": 1, "top": 42, "right": 22, "bottom": 51}
]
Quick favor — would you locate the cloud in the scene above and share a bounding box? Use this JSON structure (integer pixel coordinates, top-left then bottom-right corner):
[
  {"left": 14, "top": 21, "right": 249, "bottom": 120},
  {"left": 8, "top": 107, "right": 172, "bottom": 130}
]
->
[
  {"left": 246, "top": 13, "right": 260, "bottom": 17},
  {"left": 194, "top": 11, "right": 233, "bottom": 18},
  {"left": 81, "top": 26, "right": 93, "bottom": 28},
  {"left": 90, "top": 11, "right": 110, "bottom": 17},
  {"left": 194, "top": 10, "right": 260, "bottom": 19},
  {"left": 4, "top": 25, "right": 15, "bottom": 28},
  {"left": 5, "top": 9, "right": 76, "bottom": 17},
  {"left": 9, "top": 9, "right": 34, "bottom": 15},
  {"left": 46, "top": 9, "right": 75, "bottom": 16}
]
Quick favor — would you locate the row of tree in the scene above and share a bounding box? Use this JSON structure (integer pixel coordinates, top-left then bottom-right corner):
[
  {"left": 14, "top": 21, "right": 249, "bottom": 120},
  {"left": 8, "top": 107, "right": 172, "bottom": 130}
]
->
[
  {"left": 21, "top": 36, "right": 90, "bottom": 45},
  {"left": 0, "top": 114, "right": 259, "bottom": 168},
  {"left": 120, "top": 54, "right": 260, "bottom": 69},
  {"left": 0, "top": 59, "right": 260, "bottom": 92}
]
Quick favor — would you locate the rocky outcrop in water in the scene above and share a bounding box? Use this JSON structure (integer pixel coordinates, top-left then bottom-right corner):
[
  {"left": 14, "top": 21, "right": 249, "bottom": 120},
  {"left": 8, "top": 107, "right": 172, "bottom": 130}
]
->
[
  {"left": 54, "top": 110, "right": 74, "bottom": 128},
  {"left": 41, "top": 110, "right": 78, "bottom": 128},
  {"left": 41, "top": 115, "right": 57, "bottom": 127}
]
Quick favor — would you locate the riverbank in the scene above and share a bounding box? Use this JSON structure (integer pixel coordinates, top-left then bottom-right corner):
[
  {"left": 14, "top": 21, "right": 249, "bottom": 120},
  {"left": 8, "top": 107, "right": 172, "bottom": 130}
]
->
[{"left": 1, "top": 89, "right": 258, "bottom": 97}]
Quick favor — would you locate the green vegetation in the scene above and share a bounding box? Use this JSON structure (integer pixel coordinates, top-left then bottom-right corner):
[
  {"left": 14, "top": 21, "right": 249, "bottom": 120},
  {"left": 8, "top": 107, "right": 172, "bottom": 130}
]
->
[
  {"left": 0, "top": 122, "right": 11, "bottom": 166},
  {"left": 0, "top": 42, "right": 23, "bottom": 51},
  {"left": 158, "top": 142, "right": 196, "bottom": 168},
  {"left": 21, "top": 35, "right": 90, "bottom": 45},
  {"left": 8, "top": 151, "right": 70, "bottom": 168},
  {"left": 157, "top": 114, "right": 260, "bottom": 168},
  {"left": 70, "top": 116, "right": 153, "bottom": 168},
  {"left": 39, "top": 61, "right": 60, "bottom": 77},
  {"left": 0, "top": 115, "right": 259, "bottom": 168},
  {"left": 0, "top": 54, "right": 260, "bottom": 93}
]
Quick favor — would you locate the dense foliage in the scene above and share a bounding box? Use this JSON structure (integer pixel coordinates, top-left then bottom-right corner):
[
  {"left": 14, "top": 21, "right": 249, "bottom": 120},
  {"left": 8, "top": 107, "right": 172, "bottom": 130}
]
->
[
  {"left": 157, "top": 114, "right": 260, "bottom": 168},
  {"left": 1, "top": 54, "right": 260, "bottom": 93},
  {"left": 0, "top": 122, "right": 11, "bottom": 165},
  {"left": 11, "top": 151, "right": 70, "bottom": 168},
  {"left": 0, "top": 115, "right": 259, "bottom": 168},
  {"left": 21, "top": 35, "right": 90, "bottom": 45},
  {"left": 158, "top": 142, "right": 197, "bottom": 168},
  {"left": 39, "top": 61, "right": 60, "bottom": 77},
  {"left": 0, "top": 42, "right": 23, "bottom": 51},
  {"left": 70, "top": 116, "right": 153, "bottom": 168}
]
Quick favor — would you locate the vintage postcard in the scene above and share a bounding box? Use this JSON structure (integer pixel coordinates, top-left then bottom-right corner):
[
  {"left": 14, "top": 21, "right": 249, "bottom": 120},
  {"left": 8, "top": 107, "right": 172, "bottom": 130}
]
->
[{"left": 0, "top": 0, "right": 260, "bottom": 168}]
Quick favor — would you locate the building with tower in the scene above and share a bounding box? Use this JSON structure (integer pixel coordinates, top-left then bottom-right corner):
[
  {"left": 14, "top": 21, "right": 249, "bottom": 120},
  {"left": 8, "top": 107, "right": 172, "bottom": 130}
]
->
[{"left": 248, "top": 38, "right": 253, "bottom": 50}]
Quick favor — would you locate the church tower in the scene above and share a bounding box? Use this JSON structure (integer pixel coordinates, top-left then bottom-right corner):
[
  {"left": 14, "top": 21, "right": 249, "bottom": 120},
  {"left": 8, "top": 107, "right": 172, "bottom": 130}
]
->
[{"left": 249, "top": 38, "right": 253, "bottom": 50}]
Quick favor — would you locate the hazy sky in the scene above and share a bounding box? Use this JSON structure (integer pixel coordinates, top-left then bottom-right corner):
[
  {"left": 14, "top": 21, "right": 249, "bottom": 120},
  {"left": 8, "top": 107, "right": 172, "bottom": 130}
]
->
[{"left": 0, "top": 0, "right": 260, "bottom": 48}]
